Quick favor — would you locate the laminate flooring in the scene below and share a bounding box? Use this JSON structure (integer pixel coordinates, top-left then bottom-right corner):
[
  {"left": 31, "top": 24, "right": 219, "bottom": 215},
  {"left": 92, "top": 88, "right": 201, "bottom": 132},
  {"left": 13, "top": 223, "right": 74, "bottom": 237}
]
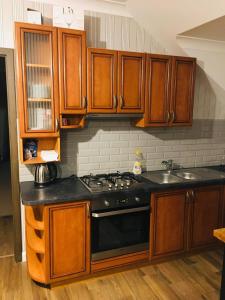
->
[{"left": 0, "top": 249, "right": 223, "bottom": 300}]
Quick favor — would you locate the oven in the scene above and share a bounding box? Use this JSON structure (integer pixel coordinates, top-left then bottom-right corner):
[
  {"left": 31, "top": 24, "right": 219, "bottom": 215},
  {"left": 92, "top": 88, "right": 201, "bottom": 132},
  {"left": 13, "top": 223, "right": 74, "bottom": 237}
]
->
[{"left": 91, "top": 193, "right": 150, "bottom": 261}]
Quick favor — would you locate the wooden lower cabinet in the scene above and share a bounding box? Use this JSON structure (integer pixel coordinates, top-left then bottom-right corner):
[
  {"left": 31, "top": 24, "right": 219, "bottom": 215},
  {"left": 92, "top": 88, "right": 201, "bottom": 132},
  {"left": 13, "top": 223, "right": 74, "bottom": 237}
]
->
[
  {"left": 189, "top": 186, "right": 223, "bottom": 250},
  {"left": 49, "top": 202, "right": 90, "bottom": 280},
  {"left": 25, "top": 201, "right": 90, "bottom": 285},
  {"left": 25, "top": 185, "right": 224, "bottom": 285},
  {"left": 150, "top": 189, "right": 189, "bottom": 260},
  {"left": 150, "top": 185, "right": 223, "bottom": 261}
]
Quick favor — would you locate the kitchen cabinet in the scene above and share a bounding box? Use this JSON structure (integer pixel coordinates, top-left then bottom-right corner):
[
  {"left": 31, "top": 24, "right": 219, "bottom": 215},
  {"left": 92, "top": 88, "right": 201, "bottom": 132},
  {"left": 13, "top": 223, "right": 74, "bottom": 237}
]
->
[
  {"left": 150, "top": 189, "right": 189, "bottom": 259},
  {"left": 58, "top": 28, "right": 87, "bottom": 115},
  {"left": 150, "top": 185, "right": 223, "bottom": 261},
  {"left": 87, "top": 48, "right": 117, "bottom": 113},
  {"left": 25, "top": 201, "right": 90, "bottom": 285},
  {"left": 15, "top": 22, "right": 59, "bottom": 138},
  {"left": 170, "top": 56, "right": 196, "bottom": 126},
  {"left": 136, "top": 54, "right": 196, "bottom": 127},
  {"left": 189, "top": 186, "right": 223, "bottom": 250},
  {"left": 87, "top": 48, "right": 145, "bottom": 113},
  {"left": 15, "top": 22, "right": 60, "bottom": 164},
  {"left": 143, "top": 54, "right": 172, "bottom": 126},
  {"left": 117, "top": 51, "right": 145, "bottom": 113}
]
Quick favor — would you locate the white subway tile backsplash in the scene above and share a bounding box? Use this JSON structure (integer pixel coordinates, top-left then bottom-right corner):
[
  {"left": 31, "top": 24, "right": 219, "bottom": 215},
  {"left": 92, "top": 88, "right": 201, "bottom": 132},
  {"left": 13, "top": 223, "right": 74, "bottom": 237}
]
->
[{"left": 19, "top": 119, "right": 225, "bottom": 181}]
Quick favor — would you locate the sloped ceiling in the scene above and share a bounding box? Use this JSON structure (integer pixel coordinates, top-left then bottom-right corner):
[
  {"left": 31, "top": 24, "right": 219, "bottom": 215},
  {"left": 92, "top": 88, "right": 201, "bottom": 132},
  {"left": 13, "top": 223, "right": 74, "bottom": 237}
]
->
[
  {"left": 127, "top": 0, "right": 225, "bottom": 54},
  {"left": 180, "top": 15, "right": 225, "bottom": 42}
]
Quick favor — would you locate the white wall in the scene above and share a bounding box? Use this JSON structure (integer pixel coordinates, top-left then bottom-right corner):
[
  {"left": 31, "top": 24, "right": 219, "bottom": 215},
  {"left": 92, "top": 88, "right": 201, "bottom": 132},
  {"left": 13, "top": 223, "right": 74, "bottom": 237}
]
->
[
  {"left": 127, "top": 0, "right": 225, "bottom": 54},
  {"left": 0, "top": 0, "right": 131, "bottom": 48},
  {"left": 177, "top": 36, "right": 225, "bottom": 120}
]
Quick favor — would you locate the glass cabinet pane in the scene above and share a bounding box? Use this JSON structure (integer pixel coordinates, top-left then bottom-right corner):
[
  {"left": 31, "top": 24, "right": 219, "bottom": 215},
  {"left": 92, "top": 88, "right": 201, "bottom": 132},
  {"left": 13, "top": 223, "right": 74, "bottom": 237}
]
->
[{"left": 24, "top": 32, "right": 53, "bottom": 131}]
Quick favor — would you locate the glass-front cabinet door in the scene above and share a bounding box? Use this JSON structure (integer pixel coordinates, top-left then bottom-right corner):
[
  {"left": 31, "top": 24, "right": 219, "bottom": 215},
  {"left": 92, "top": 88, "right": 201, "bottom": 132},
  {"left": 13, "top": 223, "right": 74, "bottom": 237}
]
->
[{"left": 16, "top": 23, "right": 59, "bottom": 137}]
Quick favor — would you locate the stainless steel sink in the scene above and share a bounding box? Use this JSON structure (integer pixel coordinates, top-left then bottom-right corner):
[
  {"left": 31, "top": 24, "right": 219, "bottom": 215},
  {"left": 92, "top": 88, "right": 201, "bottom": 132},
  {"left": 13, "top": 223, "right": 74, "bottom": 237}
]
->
[
  {"left": 141, "top": 167, "right": 225, "bottom": 185},
  {"left": 174, "top": 171, "right": 201, "bottom": 181},
  {"left": 142, "top": 171, "right": 184, "bottom": 184},
  {"left": 193, "top": 168, "right": 225, "bottom": 179}
]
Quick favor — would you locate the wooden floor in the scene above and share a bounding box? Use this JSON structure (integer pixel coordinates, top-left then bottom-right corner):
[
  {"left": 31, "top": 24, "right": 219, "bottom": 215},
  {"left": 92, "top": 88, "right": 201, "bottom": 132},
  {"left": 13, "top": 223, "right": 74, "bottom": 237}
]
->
[
  {"left": 0, "top": 216, "right": 13, "bottom": 257},
  {"left": 0, "top": 249, "right": 222, "bottom": 299}
]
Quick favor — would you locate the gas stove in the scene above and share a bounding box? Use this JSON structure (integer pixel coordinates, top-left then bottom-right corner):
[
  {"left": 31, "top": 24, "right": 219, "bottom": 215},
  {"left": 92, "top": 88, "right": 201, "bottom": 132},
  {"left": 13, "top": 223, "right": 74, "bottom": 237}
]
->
[
  {"left": 80, "top": 171, "right": 148, "bottom": 212},
  {"left": 80, "top": 171, "right": 140, "bottom": 193}
]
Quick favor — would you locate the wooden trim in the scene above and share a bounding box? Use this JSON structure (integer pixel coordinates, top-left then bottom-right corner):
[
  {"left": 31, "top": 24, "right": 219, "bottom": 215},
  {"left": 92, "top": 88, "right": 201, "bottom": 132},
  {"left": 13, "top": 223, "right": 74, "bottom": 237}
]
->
[
  {"left": 91, "top": 250, "right": 149, "bottom": 273},
  {"left": 0, "top": 48, "right": 22, "bottom": 262}
]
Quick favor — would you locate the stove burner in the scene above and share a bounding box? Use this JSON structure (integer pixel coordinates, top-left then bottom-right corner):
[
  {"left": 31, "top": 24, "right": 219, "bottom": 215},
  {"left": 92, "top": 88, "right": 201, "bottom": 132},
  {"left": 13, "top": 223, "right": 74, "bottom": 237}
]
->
[{"left": 80, "top": 171, "right": 140, "bottom": 193}]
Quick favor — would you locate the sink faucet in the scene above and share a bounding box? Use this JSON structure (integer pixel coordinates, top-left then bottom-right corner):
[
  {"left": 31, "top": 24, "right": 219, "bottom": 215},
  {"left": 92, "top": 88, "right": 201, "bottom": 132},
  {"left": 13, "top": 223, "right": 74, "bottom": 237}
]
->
[{"left": 161, "top": 160, "right": 173, "bottom": 172}]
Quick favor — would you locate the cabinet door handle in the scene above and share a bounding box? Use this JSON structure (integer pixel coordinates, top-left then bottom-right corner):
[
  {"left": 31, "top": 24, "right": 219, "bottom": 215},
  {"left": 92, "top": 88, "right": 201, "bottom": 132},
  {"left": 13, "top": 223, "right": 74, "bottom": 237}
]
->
[
  {"left": 87, "top": 203, "right": 90, "bottom": 218},
  {"left": 191, "top": 190, "right": 195, "bottom": 202},
  {"left": 82, "top": 96, "right": 87, "bottom": 109},
  {"left": 166, "top": 111, "right": 170, "bottom": 122},
  {"left": 120, "top": 96, "right": 124, "bottom": 109},
  {"left": 55, "top": 118, "right": 59, "bottom": 131},
  {"left": 186, "top": 191, "right": 190, "bottom": 202},
  {"left": 113, "top": 95, "right": 117, "bottom": 109},
  {"left": 171, "top": 111, "right": 175, "bottom": 123}
]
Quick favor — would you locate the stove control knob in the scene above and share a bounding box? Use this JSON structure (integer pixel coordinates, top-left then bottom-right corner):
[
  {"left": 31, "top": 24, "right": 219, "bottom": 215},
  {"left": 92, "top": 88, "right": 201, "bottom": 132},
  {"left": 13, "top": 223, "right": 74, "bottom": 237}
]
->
[
  {"left": 121, "top": 183, "right": 124, "bottom": 187},
  {"left": 104, "top": 200, "right": 110, "bottom": 207},
  {"left": 108, "top": 184, "right": 112, "bottom": 189},
  {"left": 135, "top": 197, "right": 141, "bottom": 203},
  {"left": 115, "top": 183, "right": 118, "bottom": 189},
  {"left": 126, "top": 181, "right": 131, "bottom": 186}
]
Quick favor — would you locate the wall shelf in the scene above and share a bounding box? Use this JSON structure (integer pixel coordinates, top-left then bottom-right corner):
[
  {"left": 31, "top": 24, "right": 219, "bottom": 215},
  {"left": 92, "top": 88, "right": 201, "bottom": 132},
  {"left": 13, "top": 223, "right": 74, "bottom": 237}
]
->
[
  {"left": 20, "top": 137, "right": 60, "bottom": 165},
  {"left": 28, "top": 98, "right": 52, "bottom": 103},
  {"left": 26, "top": 63, "right": 51, "bottom": 69},
  {"left": 60, "top": 115, "right": 85, "bottom": 129}
]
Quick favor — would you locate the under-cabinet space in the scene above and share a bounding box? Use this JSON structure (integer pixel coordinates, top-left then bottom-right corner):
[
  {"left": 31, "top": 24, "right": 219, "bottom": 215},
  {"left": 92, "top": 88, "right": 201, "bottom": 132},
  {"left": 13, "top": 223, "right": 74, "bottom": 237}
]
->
[{"left": 60, "top": 114, "right": 85, "bottom": 129}]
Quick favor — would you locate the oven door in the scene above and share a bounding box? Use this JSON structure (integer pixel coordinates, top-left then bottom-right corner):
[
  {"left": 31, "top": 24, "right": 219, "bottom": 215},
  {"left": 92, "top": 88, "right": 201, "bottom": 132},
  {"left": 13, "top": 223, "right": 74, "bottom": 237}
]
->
[{"left": 91, "top": 206, "right": 150, "bottom": 261}]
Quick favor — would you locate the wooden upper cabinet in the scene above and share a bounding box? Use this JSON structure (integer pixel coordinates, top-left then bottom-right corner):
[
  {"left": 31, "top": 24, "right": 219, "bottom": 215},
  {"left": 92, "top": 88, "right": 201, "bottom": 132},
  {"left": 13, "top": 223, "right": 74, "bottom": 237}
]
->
[
  {"left": 144, "top": 54, "right": 172, "bottom": 126},
  {"left": 170, "top": 57, "right": 196, "bottom": 126},
  {"left": 58, "top": 28, "right": 86, "bottom": 114},
  {"left": 189, "top": 186, "right": 223, "bottom": 250},
  {"left": 150, "top": 190, "right": 188, "bottom": 260},
  {"left": 15, "top": 22, "right": 59, "bottom": 137},
  {"left": 87, "top": 48, "right": 117, "bottom": 113},
  {"left": 117, "top": 51, "right": 145, "bottom": 113},
  {"left": 49, "top": 201, "right": 90, "bottom": 279}
]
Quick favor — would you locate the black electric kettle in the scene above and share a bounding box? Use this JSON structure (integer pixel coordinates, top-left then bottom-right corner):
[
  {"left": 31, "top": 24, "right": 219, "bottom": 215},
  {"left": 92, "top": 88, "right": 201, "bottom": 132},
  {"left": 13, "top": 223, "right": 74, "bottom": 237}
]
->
[{"left": 34, "top": 163, "right": 57, "bottom": 187}]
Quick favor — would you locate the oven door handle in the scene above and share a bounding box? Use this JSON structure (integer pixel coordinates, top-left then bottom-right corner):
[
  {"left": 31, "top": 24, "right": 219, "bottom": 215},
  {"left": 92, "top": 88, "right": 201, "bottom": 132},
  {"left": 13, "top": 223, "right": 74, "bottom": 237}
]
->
[{"left": 91, "top": 205, "right": 150, "bottom": 218}]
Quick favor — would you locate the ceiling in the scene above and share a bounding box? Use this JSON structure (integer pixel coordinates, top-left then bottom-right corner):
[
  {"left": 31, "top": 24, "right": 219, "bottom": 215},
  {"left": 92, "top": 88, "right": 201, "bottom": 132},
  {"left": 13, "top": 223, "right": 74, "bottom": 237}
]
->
[{"left": 180, "top": 15, "right": 225, "bottom": 42}]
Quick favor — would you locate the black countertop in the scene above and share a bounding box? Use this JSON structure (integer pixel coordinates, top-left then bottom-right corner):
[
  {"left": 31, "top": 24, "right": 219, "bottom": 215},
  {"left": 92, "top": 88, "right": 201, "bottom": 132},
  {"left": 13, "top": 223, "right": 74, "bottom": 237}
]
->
[
  {"left": 20, "top": 165, "right": 225, "bottom": 206},
  {"left": 20, "top": 177, "right": 92, "bottom": 205}
]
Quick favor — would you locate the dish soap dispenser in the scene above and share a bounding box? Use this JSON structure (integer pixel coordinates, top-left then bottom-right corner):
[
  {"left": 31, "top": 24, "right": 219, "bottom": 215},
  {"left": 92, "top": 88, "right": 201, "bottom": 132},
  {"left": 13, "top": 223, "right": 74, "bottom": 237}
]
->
[{"left": 132, "top": 148, "right": 143, "bottom": 175}]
